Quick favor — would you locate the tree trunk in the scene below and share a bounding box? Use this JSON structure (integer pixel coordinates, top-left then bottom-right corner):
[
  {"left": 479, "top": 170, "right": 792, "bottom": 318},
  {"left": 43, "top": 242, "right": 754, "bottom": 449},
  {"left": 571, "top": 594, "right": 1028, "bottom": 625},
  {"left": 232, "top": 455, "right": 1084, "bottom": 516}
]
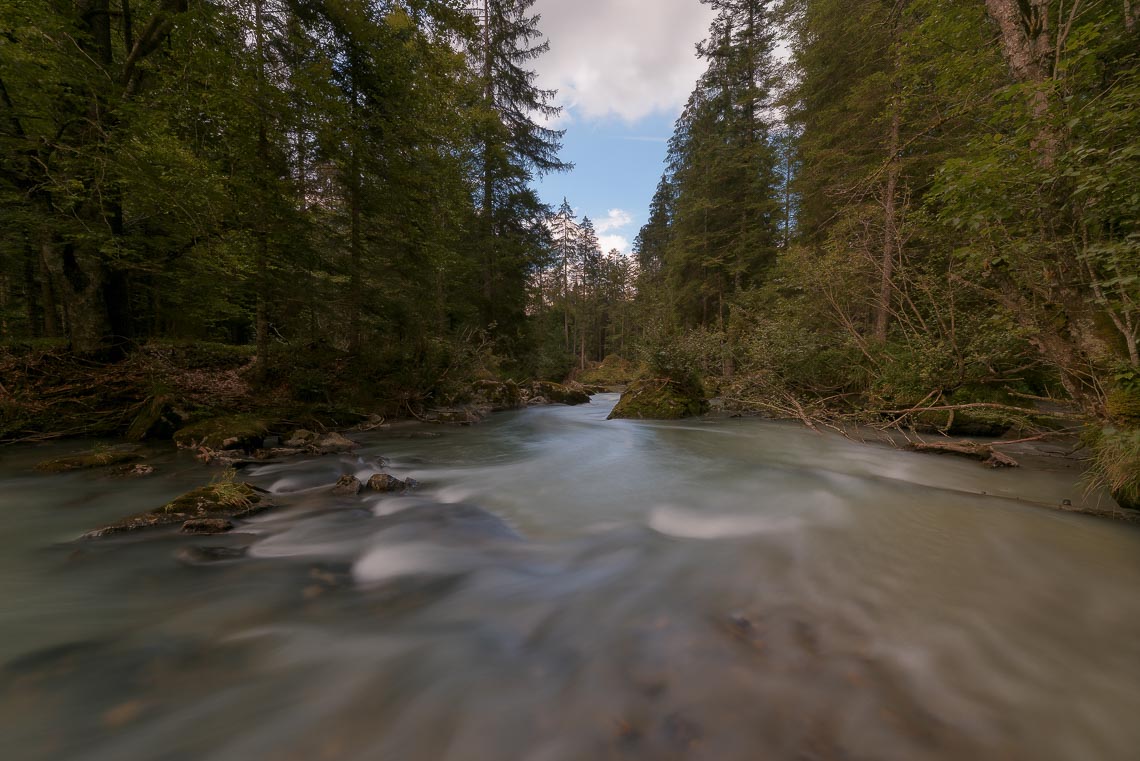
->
[
  {"left": 37, "top": 239, "right": 60, "bottom": 337},
  {"left": 874, "top": 108, "right": 901, "bottom": 343},
  {"left": 254, "top": 0, "right": 271, "bottom": 376},
  {"left": 480, "top": 1, "right": 496, "bottom": 325},
  {"left": 41, "top": 237, "right": 111, "bottom": 354},
  {"left": 349, "top": 144, "right": 362, "bottom": 353},
  {"left": 983, "top": 0, "right": 1057, "bottom": 164}
]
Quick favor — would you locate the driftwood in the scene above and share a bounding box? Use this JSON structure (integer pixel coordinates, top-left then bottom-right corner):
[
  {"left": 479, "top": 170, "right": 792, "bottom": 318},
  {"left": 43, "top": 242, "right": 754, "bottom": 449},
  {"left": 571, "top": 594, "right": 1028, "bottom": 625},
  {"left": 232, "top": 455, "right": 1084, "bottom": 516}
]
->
[{"left": 907, "top": 440, "right": 1020, "bottom": 469}]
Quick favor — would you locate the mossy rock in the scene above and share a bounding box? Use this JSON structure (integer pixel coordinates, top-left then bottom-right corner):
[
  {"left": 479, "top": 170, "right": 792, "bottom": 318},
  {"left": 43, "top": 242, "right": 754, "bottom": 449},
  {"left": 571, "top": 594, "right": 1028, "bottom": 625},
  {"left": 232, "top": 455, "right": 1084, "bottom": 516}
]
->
[
  {"left": 470, "top": 380, "right": 525, "bottom": 411},
  {"left": 531, "top": 381, "right": 590, "bottom": 406},
  {"left": 84, "top": 481, "right": 271, "bottom": 538},
  {"left": 35, "top": 446, "right": 143, "bottom": 474},
  {"left": 607, "top": 379, "right": 708, "bottom": 420},
  {"left": 173, "top": 415, "right": 269, "bottom": 451},
  {"left": 1113, "top": 488, "right": 1140, "bottom": 511}
]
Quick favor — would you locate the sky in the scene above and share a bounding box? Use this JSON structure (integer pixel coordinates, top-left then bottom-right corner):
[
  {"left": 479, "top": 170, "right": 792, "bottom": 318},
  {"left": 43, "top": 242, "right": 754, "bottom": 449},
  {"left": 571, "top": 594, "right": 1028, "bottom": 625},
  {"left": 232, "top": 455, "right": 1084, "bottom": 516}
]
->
[{"left": 530, "top": 0, "right": 716, "bottom": 255}]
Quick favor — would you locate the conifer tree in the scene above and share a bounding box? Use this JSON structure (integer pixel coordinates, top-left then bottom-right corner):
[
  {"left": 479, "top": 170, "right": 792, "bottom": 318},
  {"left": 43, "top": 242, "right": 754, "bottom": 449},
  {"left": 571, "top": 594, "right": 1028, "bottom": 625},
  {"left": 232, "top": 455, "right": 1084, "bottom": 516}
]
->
[{"left": 470, "top": 0, "right": 569, "bottom": 333}]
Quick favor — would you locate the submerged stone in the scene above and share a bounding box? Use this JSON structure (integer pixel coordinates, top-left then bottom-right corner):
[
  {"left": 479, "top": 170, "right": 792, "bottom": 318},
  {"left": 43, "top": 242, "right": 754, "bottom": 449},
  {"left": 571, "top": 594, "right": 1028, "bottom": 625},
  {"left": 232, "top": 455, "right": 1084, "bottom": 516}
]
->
[
  {"left": 35, "top": 446, "right": 143, "bottom": 474},
  {"left": 608, "top": 379, "right": 707, "bottom": 420},
  {"left": 110, "top": 463, "right": 156, "bottom": 478},
  {"left": 175, "top": 545, "right": 249, "bottom": 565},
  {"left": 180, "top": 518, "right": 234, "bottom": 535}
]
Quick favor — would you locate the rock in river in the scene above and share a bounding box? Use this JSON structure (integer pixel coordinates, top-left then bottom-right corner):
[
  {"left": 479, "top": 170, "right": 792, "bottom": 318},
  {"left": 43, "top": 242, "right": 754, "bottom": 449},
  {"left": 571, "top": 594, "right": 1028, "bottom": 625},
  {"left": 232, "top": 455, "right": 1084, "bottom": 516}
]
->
[
  {"left": 310, "top": 432, "right": 359, "bottom": 454},
  {"left": 331, "top": 475, "right": 363, "bottom": 496},
  {"left": 172, "top": 415, "right": 270, "bottom": 452},
  {"left": 180, "top": 518, "right": 234, "bottom": 535},
  {"left": 83, "top": 481, "right": 273, "bottom": 539},
  {"left": 367, "top": 473, "right": 407, "bottom": 492},
  {"left": 35, "top": 446, "right": 143, "bottom": 474},
  {"left": 529, "top": 381, "right": 590, "bottom": 406},
  {"left": 608, "top": 379, "right": 707, "bottom": 420}
]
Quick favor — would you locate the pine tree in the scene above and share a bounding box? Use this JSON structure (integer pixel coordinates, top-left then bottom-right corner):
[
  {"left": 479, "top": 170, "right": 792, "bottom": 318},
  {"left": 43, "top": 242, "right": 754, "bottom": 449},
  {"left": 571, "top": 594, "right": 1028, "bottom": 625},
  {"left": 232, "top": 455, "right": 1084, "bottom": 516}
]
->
[{"left": 470, "top": 0, "right": 570, "bottom": 332}]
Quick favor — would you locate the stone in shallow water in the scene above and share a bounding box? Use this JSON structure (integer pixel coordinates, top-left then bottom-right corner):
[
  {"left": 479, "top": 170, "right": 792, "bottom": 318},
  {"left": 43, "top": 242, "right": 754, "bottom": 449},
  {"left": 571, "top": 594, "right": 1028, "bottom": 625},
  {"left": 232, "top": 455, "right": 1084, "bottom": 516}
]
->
[
  {"left": 35, "top": 446, "right": 143, "bottom": 473},
  {"left": 608, "top": 379, "right": 706, "bottom": 420},
  {"left": 180, "top": 518, "right": 234, "bottom": 535},
  {"left": 283, "top": 429, "right": 319, "bottom": 448},
  {"left": 172, "top": 415, "right": 269, "bottom": 451},
  {"left": 331, "top": 475, "right": 363, "bottom": 496},
  {"left": 175, "top": 546, "right": 249, "bottom": 565},
  {"left": 83, "top": 482, "right": 271, "bottom": 538},
  {"left": 311, "top": 432, "right": 358, "bottom": 454},
  {"left": 367, "top": 473, "right": 405, "bottom": 492},
  {"left": 110, "top": 463, "right": 156, "bottom": 478}
]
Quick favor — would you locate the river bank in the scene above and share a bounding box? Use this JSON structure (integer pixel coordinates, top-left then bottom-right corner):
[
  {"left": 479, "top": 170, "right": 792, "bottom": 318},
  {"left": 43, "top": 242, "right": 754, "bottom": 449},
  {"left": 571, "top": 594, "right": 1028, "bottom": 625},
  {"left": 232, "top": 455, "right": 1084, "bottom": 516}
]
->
[{"left": 3, "top": 343, "right": 1133, "bottom": 525}]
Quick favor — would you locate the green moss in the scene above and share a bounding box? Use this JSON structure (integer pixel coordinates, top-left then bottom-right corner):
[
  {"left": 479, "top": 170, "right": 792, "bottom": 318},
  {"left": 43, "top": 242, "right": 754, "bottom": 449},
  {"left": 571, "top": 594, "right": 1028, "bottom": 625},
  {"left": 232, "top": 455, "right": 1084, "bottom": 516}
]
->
[
  {"left": 607, "top": 379, "right": 708, "bottom": 420},
  {"left": 35, "top": 446, "right": 143, "bottom": 473},
  {"left": 172, "top": 415, "right": 269, "bottom": 451}
]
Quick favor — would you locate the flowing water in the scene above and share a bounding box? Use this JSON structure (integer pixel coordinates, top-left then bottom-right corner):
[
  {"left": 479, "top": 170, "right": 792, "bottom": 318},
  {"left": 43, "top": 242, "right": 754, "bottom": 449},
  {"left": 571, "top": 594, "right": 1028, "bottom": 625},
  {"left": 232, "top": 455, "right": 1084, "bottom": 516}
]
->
[{"left": 2, "top": 394, "right": 1139, "bottom": 760}]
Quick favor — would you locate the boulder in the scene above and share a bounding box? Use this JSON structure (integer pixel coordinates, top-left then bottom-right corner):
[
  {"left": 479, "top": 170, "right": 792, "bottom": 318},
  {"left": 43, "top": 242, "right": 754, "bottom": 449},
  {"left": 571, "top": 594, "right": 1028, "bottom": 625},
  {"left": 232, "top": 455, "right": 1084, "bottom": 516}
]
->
[
  {"left": 173, "top": 415, "right": 269, "bottom": 452},
  {"left": 530, "top": 381, "right": 590, "bottom": 406},
  {"left": 36, "top": 446, "right": 143, "bottom": 474},
  {"left": 84, "top": 481, "right": 272, "bottom": 538},
  {"left": 470, "top": 380, "right": 525, "bottom": 411},
  {"left": 311, "top": 431, "right": 358, "bottom": 454},
  {"left": 608, "top": 379, "right": 708, "bottom": 420},
  {"left": 331, "top": 475, "right": 363, "bottom": 496},
  {"left": 283, "top": 429, "right": 320, "bottom": 448}
]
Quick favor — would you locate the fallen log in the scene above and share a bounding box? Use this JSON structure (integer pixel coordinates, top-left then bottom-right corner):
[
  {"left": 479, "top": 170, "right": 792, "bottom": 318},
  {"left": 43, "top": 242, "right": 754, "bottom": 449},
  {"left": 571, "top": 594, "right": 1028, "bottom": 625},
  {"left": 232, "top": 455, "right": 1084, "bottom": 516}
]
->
[{"left": 906, "top": 440, "right": 1019, "bottom": 469}]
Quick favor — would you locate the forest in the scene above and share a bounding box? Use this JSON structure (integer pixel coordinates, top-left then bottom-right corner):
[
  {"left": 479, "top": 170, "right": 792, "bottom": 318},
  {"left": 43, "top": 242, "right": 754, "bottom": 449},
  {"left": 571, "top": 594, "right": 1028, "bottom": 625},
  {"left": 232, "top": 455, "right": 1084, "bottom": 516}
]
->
[{"left": 2, "top": 0, "right": 1139, "bottom": 505}]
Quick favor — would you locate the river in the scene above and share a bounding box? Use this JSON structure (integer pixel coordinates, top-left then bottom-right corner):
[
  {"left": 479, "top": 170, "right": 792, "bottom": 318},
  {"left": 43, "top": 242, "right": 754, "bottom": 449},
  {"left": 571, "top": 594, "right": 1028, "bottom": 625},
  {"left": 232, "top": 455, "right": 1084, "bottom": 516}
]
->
[{"left": 2, "top": 394, "right": 1139, "bottom": 760}]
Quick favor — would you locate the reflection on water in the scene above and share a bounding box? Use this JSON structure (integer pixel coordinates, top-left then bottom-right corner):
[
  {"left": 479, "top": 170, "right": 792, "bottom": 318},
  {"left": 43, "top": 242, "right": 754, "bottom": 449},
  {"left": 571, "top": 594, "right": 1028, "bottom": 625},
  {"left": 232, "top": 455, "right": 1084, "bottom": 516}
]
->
[{"left": 2, "top": 394, "right": 1139, "bottom": 760}]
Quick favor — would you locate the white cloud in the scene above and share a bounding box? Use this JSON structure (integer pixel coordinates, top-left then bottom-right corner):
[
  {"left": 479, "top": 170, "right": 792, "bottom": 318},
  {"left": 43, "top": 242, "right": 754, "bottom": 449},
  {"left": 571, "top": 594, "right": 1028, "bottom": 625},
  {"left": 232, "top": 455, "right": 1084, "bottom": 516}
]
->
[
  {"left": 533, "top": 0, "right": 715, "bottom": 123},
  {"left": 595, "top": 208, "right": 633, "bottom": 234},
  {"left": 599, "top": 234, "right": 631, "bottom": 255}
]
